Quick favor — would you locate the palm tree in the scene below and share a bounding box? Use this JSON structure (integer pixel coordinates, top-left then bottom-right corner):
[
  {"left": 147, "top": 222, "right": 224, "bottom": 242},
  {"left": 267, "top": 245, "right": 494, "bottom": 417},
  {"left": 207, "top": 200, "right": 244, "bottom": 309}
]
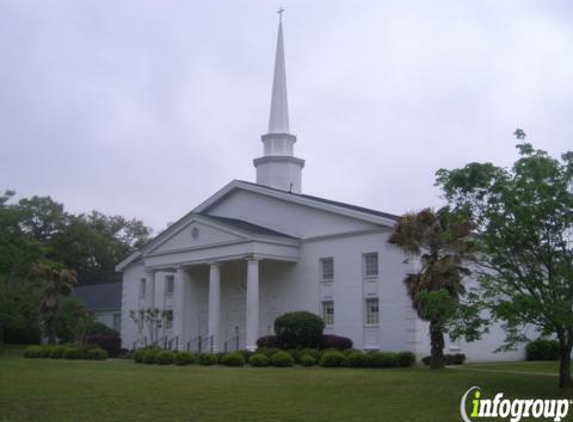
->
[
  {"left": 388, "top": 207, "right": 473, "bottom": 369},
  {"left": 34, "top": 263, "right": 77, "bottom": 344}
]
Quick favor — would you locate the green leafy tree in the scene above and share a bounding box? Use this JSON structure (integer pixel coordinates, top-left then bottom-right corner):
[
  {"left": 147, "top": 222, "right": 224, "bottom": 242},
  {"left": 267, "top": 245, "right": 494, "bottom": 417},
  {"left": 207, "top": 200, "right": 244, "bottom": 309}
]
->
[
  {"left": 436, "top": 133, "right": 573, "bottom": 388},
  {"left": 388, "top": 208, "right": 474, "bottom": 369},
  {"left": 56, "top": 297, "right": 95, "bottom": 344}
]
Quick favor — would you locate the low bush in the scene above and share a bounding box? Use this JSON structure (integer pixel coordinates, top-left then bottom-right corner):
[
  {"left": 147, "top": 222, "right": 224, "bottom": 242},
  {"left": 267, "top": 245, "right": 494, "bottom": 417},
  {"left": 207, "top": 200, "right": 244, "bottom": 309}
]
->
[
  {"left": 321, "top": 334, "right": 353, "bottom": 350},
  {"left": 248, "top": 353, "right": 268, "bottom": 367},
  {"left": 50, "top": 345, "right": 67, "bottom": 359},
  {"left": 256, "top": 335, "right": 281, "bottom": 348},
  {"left": 156, "top": 351, "right": 175, "bottom": 365},
  {"left": 300, "top": 354, "right": 316, "bottom": 367},
  {"left": 214, "top": 352, "right": 226, "bottom": 364},
  {"left": 174, "top": 351, "right": 196, "bottom": 365},
  {"left": 299, "top": 348, "right": 321, "bottom": 362},
  {"left": 198, "top": 353, "right": 218, "bottom": 366},
  {"left": 397, "top": 351, "right": 416, "bottom": 368},
  {"left": 274, "top": 311, "right": 325, "bottom": 349},
  {"left": 142, "top": 349, "right": 160, "bottom": 364},
  {"left": 23, "top": 345, "right": 43, "bottom": 358},
  {"left": 347, "top": 351, "right": 370, "bottom": 368},
  {"left": 221, "top": 352, "right": 245, "bottom": 367},
  {"left": 369, "top": 352, "right": 398, "bottom": 368},
  {"left": 239, "top": 350, "right": 255, "bottom": 362},
  {"left": 77, "top": 344, "right": 101, "bottom": 359},
  {"left": 445, "top": 353, "right": 466, "bottom": 365},
  {"left": 87, "top": 348, "right": 109, "bottom": 360},
  {"left": 421, "top": 356, "right": 431, "bottom": 366},
  {"left": 86, "top": 335, "right": 121, "bottom": 358},
  {"left": 64, "top": 347, "right": 79, "bottom": 360},
  {"left": 256, "top": 347, "right": 282, "bottom": 358},
  {"left": 269, "top": 351, "right": 295, "bottom": 367},
  {"left": 132, "top": 349, "right": 146, "bottom": 363},
  {"left": 319, "top": 350, "right": 347, "bottom": 367},
  {"left": 526, "top": 339, "right": 559, "bottom": 361},
  {"left": 40, "top": 345, "right": 54, "bottom": 358}
]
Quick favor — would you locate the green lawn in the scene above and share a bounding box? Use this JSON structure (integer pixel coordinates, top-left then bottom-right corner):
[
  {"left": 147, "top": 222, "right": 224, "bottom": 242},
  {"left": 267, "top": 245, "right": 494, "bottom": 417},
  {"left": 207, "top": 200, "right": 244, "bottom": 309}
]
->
[
  {"left": 462, "top": 361, "right": 563, "bottom": 375},
  {"left": 1, "top": 357, "right": 572, "bottom": 422}
]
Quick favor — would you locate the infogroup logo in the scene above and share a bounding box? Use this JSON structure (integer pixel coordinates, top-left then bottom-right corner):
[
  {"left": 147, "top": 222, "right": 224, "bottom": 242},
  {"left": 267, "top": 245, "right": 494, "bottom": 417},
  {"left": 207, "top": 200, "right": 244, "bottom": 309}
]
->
[{"left": 460, "top": 386, "right": 571, "bottom": 422}]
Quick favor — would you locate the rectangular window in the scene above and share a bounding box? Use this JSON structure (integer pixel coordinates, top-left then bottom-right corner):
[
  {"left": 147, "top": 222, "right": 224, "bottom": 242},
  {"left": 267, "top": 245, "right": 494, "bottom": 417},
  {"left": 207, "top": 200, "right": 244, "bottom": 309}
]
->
[
  {"left": 139, "top": 278, "right": 146, "bottom": 299},
  {"left": 165, "top": 310, "right": 173, "bottom": 330},
  {"left": 320, "top": 258, "right": 334, "bottom": 281},
  {"left": 365, "top": 298, "right": 379, "bottom": 326},
  {"left": 112, "top": 313, "right": 121, "bottom": 332},
  {"left": 165, "top": 275, "right": 174, "bottom": 297},
  {"left": 321, "top": 301, "right": 334, "bottom": 327},
  {"left": 363, "top": 253, "right": 379, "bottom": 278}
]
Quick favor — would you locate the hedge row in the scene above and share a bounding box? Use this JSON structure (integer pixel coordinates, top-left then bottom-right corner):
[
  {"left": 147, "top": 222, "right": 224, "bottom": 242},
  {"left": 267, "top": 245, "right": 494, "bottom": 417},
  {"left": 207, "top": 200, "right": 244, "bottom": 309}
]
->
[
  {"left": 526, "top": 339, "right": 559, "bottom": 361},
  {"left": 421, "top": 353, "right": 466, "bottom": 366},
  {"left": 130, "top": 348, "right": 416, "bottom": 368},
  {"left": 23, "top": 344, "right": 109, "bottom": 360}
]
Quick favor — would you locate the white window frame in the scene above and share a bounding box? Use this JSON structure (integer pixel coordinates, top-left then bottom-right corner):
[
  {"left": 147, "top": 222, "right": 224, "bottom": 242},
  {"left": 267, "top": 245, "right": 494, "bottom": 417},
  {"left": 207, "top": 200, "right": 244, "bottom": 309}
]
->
[
  {"left": 165, "top": 275, "right": 174, "bottom": 297},
  {"left": 139, "top": 278, "right": 146, "bottom": 299},
  {"left": 320, "top": 257, "right": 334, "bottom": 282},
  {"left": 321, "top": 300, "right": 334, "bottom": 327},
  {"left": 365, "top": 298, "right": 380, "bottom": 326},
  {"left": 363, "top": 252, "right": 379, "bottom": 278}
]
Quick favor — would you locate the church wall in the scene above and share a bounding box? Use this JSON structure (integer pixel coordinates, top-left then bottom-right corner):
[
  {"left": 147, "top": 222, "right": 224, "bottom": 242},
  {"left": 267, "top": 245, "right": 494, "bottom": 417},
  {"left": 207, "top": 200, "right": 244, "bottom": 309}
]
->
[{"left": 120, "top": 261, "right": 145, "bottom": 350}]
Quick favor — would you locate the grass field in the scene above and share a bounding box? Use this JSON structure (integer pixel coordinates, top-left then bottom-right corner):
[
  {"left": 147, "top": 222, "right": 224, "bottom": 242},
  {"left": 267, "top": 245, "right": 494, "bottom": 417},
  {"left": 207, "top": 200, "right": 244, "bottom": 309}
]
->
[{"left": 1, "top": 356, "right": 572, "bottom": 422}]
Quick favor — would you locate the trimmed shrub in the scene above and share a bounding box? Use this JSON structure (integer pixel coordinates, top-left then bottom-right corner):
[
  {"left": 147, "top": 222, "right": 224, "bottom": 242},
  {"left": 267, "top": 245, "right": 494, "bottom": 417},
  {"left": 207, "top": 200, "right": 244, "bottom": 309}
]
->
[
  {"left": 23, "top": 345, "right": 43, "bottom": 358},
  {"left": 526, "top": 339, "right": 559, "bottom": 361},
  {"left": 256, "top": 347, "right": 282, "bottom": 358},
  {"left": 347, "top": 351, "right": 370, "bottom": 368},
  {"left": 256, "top": 335, "right": 281, "bottom": 348},
  {"left": 132, "top": 349, "right": 146, "bottom": 363},
  {"left": 300, "top": 354, "right": 316, "bottom": 367},
  {"left": 274, "top": 311, "right": 325, "bottom": 349},
  {"left": 174, "top": 351, "right": 196, "bottom": 365},
  {"left": 319, "top": 350, "right": 347, "bottom": 367},
  {"left": 321, "top": 334, "right": 353, "bottom": 350},
  {"left": 87, "top": 348, "right": 109, "bottom": 360},
  {"left": 156, "top": 351, "right": 175, "bottom": 365},
  {"left": 77, "top": 344, "right": 102, "bottom": 360},
  {"left": 64, "top": 347, "right": 79, "bottom": 360},
  {"left": 221, "top": 352, "right": 245, "bottom": 367},
  {"left": 421, "top": 356, "right": 431, "bottom": 366},
  {"left": 86, "top": 335, "right": 121, "bottom": 358},
  {"left": 40, "top": 345, "right": 55, "bottom": 358},
  {"left": 214, "top": 352, "right": 226, "bottom": 364},
  {"left": 299, "top": 348, "right": 321, "bottom": 362},
  {"left": 50, "top": 345, "right": 67, "bottom": 359},
  {"left": 369, "top": 352, "right": 398, "bottom": 368},
  {"left": 397, "top": 351, "right": 416, "bottom": 368},
  {"left": 142, "top": 349, "right": 160, "bottom": 364},
  {"left": 269, "top": 351, "right": 295, "bottom": 367},
  {"left": 445, "top": 353, "right": 466, "bottom": 365},
  {"left": 198, "top": 353, "right": 218, "bottom": 366},
  {"left": 248, "top": 353, "right": 269, "bottom": 367},
  {"left": 86, "top": 321, "right": 119, "bottom": 337},
  {"left": 239, "top": 350, "right": 255, "bottom": 362}
]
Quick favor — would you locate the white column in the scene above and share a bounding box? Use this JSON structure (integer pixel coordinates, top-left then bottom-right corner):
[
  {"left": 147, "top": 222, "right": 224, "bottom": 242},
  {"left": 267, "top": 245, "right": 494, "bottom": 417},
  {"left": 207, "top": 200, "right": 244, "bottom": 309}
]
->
[
  {"left": 246, "top": 258, "right": 260, "bottom": 351},
  {"left": 173, "top": 266, "right": 186, "bottom": 350},
  {"left": 146, "top": 271, "right": 156, "bottom": 309},
  {"left": 208, "top": 263, "right": 221, "bottom": 352}
]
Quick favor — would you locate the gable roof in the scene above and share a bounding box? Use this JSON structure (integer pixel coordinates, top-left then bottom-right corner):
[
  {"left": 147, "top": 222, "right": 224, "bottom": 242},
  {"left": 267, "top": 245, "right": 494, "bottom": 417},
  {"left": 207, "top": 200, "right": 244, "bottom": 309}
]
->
[
  {"left": 204, "top": 215, "right": 296, "bottom": 239},
  {"left": 74, "top": 282, "right": 122, "bottom": 311}
]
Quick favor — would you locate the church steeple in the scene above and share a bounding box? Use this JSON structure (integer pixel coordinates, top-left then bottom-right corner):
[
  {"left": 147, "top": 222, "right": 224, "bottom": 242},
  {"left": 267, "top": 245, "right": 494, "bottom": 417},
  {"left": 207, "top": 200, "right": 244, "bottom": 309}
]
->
[{"left": 254, "top": 10, "right": 305, "bottom": 193}]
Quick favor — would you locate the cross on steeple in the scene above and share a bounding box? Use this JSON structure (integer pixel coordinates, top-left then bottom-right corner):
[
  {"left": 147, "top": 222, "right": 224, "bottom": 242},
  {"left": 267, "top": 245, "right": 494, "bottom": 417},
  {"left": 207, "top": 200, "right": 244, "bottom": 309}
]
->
[{"left": 277, "top": 7, "right": 284, "bottom": 23}]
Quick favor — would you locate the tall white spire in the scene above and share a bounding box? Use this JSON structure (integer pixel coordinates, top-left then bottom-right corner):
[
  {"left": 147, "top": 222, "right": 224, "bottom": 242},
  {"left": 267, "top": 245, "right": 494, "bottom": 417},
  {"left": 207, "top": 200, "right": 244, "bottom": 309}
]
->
[
  {"left": 268, "top": 20, "right": 290, "bottom": 134},
  {"left": 254, "top": 10, "right": 305, "bottom": 193}
]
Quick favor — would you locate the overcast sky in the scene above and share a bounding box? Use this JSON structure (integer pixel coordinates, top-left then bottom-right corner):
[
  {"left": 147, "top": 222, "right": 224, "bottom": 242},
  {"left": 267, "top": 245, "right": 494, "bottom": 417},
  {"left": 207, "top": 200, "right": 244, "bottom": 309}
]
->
[{"left": 1, "top": 0, "right": 572, "bottom": 232}]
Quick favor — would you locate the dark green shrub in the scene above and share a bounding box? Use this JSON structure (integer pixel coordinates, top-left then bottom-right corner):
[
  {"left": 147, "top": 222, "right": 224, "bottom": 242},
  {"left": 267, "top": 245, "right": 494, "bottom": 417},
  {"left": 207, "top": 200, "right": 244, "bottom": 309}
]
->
[
  {"left": 142, "top": 349, "right": 160, "bottom": 364},
  {"left": 321, "top": 334, "right": 353, "bottom": 350},
  {"left": 248, "top": 353, "right": 269, "bottom": 367},
  {"left": 86, "top": 321, "right": 119, "bottom": 337},
  {"left": 397, "top": 351, "right": 416, "bottom": 367},
  {"left": 87, "top": 348, "right": 109, "bottom": 360},
  {"left": 86, "top": 334, "right": 121, "bottom": 357},
  {"left": 239, "top": 350, "right": 255, "bottom": 362},
  {"left": 40, "top": 345, "right": 55, "bottom": 358},
  {"left": 274, "top": 311, "right": 325, "bottom": 349},
  {"left": 369, "top": 352, "right": 398, "bottom": 368},
  {"left": 347, "top": 351, "right": 370, "bottom": 368},
  {"left": 132, "top": 349, "right": 146, "bottom": 363},
  {"left": 198, "top": 353, "right": 218, "bottom": 366},
  {"left": 256, "top": 347, "right": 282, "bottom": 357},
  {"left": 174, "top": 351, "right": 196, "bottom": 365},
  {"left": 444, "top": 353, "right": 466, "bottom": 365},
  {"left": 256, "top": 335, "right": 281, "bottom": 348},
  {"left": 269, "top": 351, "right": 295, "bottom": 367},
  {"left": 221, "top": 352, "right": 245, "bottom": 367},
  {"left": 77, "top": 344, "right": 101, "bottom": 359},
  {"left": 214, "top": 352, "right": 226, "bottom": 364},
  {"left": 526, "top": 339, "right": 559, "bottom": 361},
  {"left": 319, "top": 350, "right": 346, "bottom": 367},
  {"left": 50, "top": 345, "right": 67, "bottom": 359},
  {"left": 300, "top": 354, "right": 316, "bottom": 367},
  {"left": 156, "top": 351, "right": 175, "bottom": 365},
  {"left": 299, "top": 348, "right": 321, "bottom": 362},
  {"left": 23, "top": 345, "right": 43, "bottom": 358},
  {"left": 64, "top": 347, "right": 79, "bottom": 360},
  {"left": 421, "top": 356, "right": 431, "bottom": 366}
]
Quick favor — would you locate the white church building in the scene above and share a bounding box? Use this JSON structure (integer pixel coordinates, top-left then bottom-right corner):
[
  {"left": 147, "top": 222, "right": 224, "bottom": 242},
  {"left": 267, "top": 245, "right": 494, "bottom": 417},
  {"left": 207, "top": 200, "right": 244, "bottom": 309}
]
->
[{"left": 117, "top": 17, "right": 524, "bottom": 362}]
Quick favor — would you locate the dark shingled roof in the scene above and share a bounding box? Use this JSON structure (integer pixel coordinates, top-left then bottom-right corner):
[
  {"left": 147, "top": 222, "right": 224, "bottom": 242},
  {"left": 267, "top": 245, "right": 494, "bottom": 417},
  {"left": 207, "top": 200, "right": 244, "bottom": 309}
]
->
[
  {"left": 74, "top": 282, "right": 122, "bottom": 311},
  {"left": 237, "top": 180, "right": 399, "bottom": 221},
  {"left": 203, "top": 214, "right": 296, "bottom": 239}
]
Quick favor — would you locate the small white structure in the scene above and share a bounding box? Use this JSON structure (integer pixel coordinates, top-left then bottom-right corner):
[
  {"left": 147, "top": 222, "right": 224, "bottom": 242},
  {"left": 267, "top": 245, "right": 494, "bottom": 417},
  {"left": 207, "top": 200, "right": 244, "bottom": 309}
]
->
[{"left": 117, "top": 16, "right": 524, "bottom": 361}]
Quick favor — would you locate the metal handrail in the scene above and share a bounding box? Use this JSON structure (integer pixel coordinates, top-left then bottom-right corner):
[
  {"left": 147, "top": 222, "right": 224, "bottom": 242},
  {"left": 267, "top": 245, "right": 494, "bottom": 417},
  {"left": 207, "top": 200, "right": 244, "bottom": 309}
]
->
[{"left": 224, "top": 335, "right": 240, "bottom": 352}]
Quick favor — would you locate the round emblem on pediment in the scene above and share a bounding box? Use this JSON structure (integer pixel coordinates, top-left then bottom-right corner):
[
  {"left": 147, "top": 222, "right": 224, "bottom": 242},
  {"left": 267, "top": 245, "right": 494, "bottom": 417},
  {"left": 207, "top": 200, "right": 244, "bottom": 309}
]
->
[{"left": 191, "top": 227, "right": 199, "bottom": 239}]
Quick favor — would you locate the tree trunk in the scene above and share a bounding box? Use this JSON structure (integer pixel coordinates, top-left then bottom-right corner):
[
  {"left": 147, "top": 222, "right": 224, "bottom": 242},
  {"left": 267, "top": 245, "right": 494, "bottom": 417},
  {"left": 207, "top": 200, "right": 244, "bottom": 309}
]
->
[
  {"left": 429, "top": 320, "right": 445, "bottom": 369},
  {"left": 558, "top": 337, "right": 572, "bottom": 389}
]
